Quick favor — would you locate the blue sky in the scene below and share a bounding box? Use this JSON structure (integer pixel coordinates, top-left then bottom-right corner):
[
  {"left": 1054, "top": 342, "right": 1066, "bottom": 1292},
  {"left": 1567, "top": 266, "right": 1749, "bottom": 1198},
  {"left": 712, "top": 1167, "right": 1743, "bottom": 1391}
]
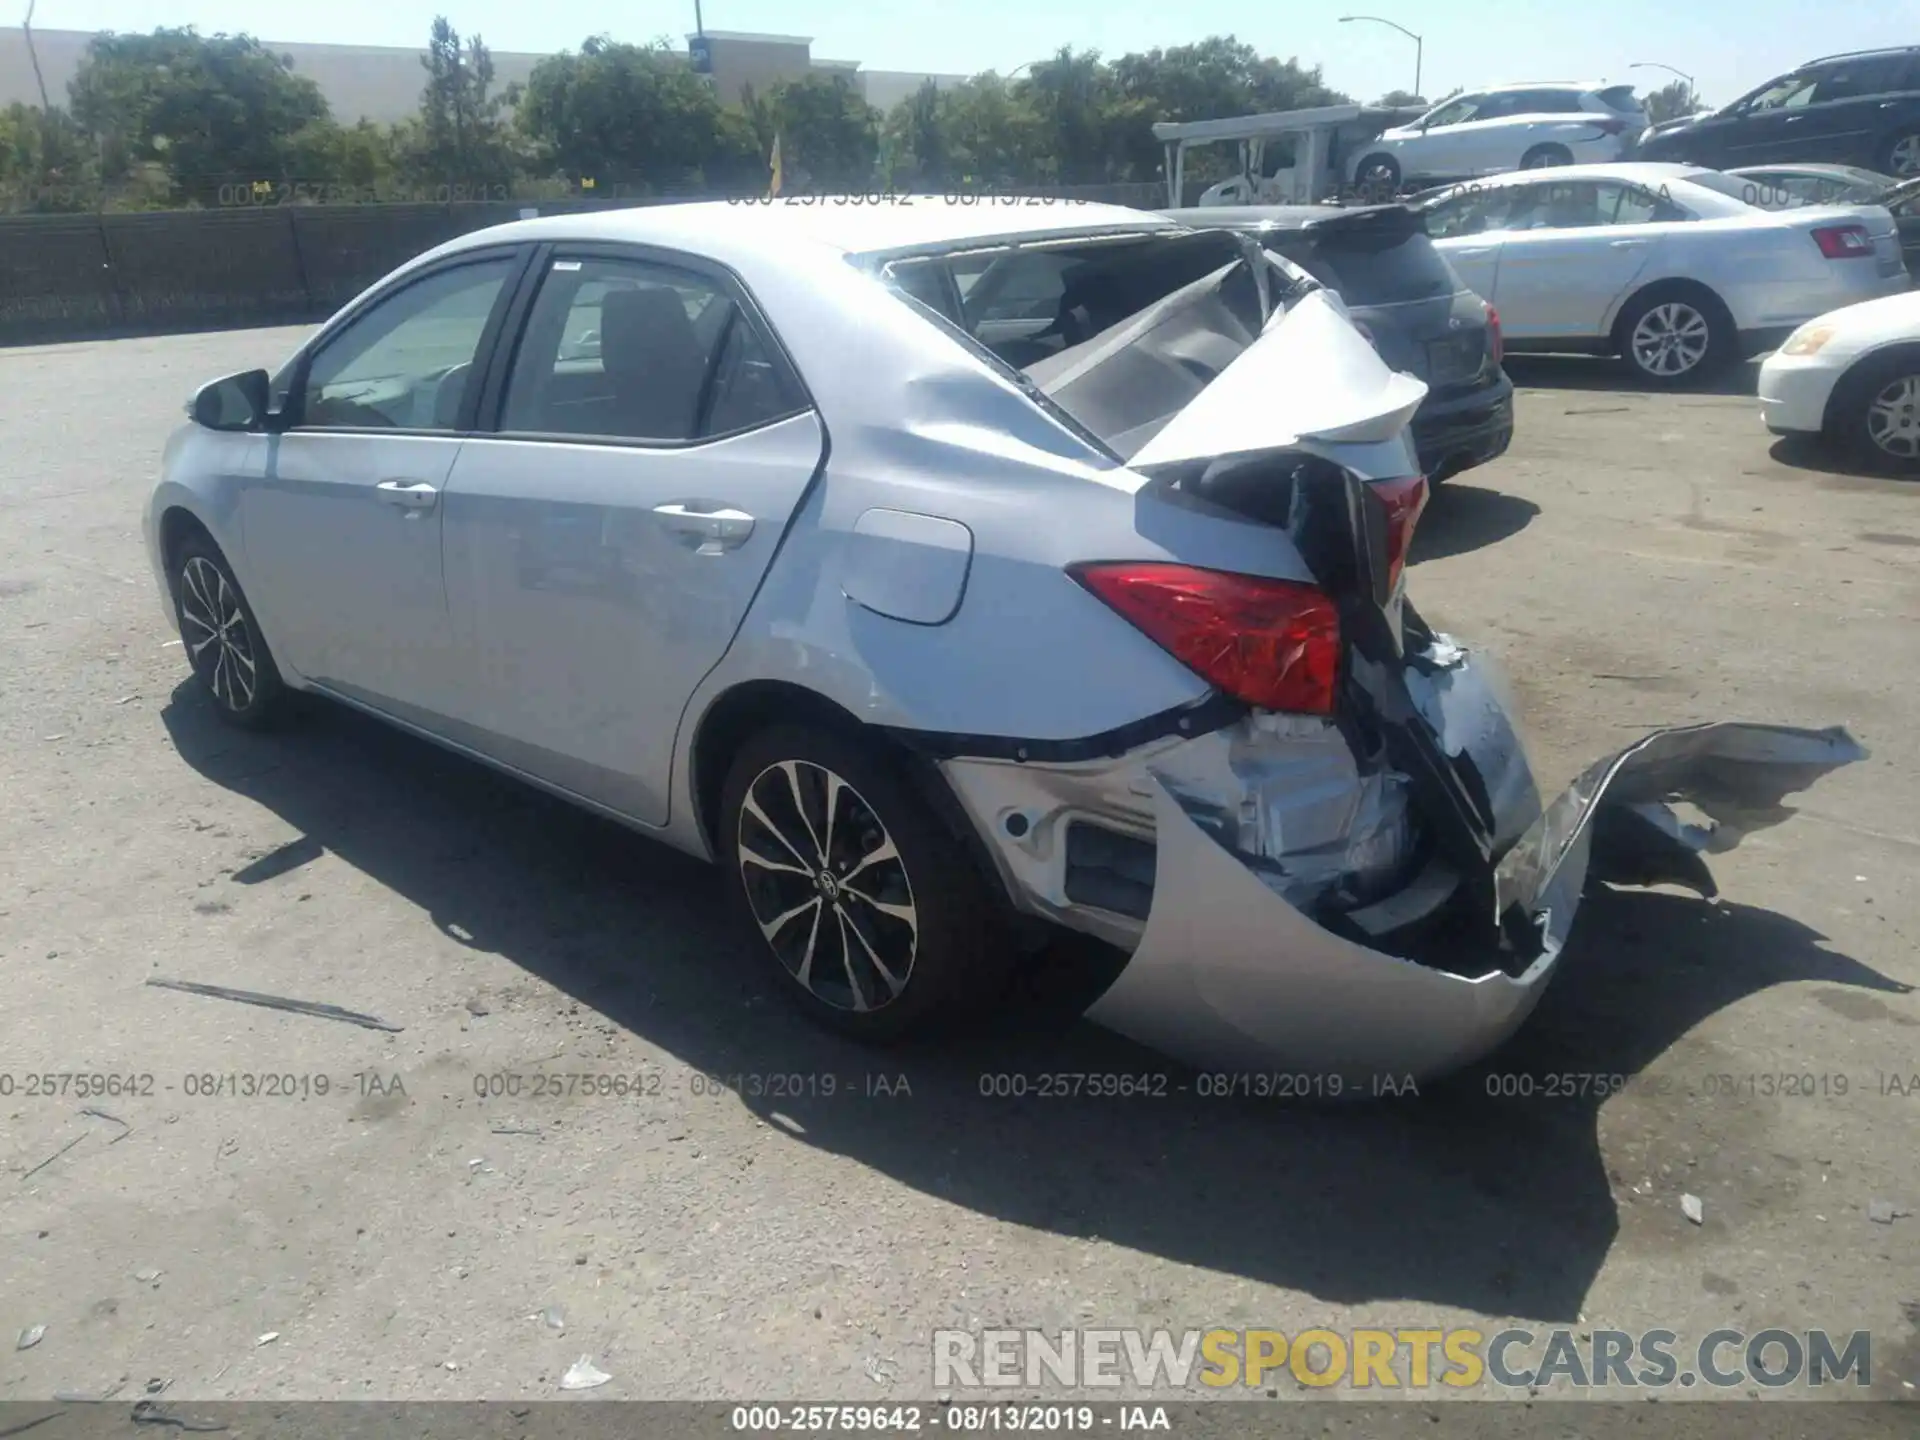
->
[{"left": 27, "top": 0, "right": 1920, "bottom": 109}]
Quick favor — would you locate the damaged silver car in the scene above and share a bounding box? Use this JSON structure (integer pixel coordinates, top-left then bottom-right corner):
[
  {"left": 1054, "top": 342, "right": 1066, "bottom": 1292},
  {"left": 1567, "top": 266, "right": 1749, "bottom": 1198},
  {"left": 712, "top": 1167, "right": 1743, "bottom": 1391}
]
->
[{"left": 146, "top": 199, "right": 1866, "bottom": 1084}]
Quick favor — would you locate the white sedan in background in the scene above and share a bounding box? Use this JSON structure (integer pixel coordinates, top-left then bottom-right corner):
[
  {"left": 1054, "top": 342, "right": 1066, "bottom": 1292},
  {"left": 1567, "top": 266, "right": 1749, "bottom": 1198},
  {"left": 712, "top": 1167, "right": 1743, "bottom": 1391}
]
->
[
  {"left": 1759, "top": 289, "right": 1920, "bottom": 472},
  {"left": 1419, "top": 162, "right": 1908, "bottom": 384}
]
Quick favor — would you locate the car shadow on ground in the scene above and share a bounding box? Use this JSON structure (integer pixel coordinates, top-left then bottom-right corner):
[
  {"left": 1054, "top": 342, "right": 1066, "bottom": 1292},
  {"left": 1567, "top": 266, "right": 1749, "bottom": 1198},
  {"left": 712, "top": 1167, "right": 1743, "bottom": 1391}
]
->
[
  {"left": 1767, "top": 432, "right": 1920, "bottom": 487},
  {"left": 1411, "top": 483, "right": 1540, "bottom": 563},
  {"left": 162, "top": 684, "right": 1910, "bottom": 1323},
  {"left": 1501, "top": 355, "right": 1760, "bottom": 398}
]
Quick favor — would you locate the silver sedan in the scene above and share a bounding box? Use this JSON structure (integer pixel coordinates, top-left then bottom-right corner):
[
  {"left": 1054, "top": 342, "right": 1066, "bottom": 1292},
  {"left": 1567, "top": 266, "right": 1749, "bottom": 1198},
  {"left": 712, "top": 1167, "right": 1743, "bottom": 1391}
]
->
[
  {"left": 146, "top": 198, "right": 1862, "bottom": 1083},
  {"left": 1419, "top": 162, "right": 1908, "bottom": 384}
]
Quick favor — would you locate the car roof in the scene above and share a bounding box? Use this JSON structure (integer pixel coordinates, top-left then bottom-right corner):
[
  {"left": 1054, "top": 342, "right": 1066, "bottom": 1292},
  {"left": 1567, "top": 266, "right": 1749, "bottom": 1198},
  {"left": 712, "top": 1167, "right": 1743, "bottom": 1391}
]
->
[
  {"left": 430, "top": 197, "right": 1179, "bottom": 266},
  {"left": 1474, "top": 80, "right": 1610, "bottom": 93},
  {"left": 1161, "top": 204, "right": 1351, "bottom": 229},
  {"left": 1726, "top": 163, "right": 1890, "bottom": 181},
  {"left": 1437, "top": 161, "right": 1711, "bottom": 187}
]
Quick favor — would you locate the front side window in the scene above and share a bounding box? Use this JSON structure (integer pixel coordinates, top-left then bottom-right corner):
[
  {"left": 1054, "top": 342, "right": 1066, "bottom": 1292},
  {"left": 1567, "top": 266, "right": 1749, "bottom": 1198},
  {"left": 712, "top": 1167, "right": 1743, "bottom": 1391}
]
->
[
  {"left": 1424, "top": 185, "right": 1525, "bottom": 237},
  {"left": 499, "top": 256, "right": 802, "bottom": 443},
  {"left": 1504, "top": 182, "right": 1605, "bottom": 231},
  {"left": 299, "top": 258, "right": 513, "bottom": 429},
  {"left": 1741, "top": 71, "right": 1821, "bottom": 112},
  {"left": 1420, "top": 94, "right": 1485, "bottom": 128}
]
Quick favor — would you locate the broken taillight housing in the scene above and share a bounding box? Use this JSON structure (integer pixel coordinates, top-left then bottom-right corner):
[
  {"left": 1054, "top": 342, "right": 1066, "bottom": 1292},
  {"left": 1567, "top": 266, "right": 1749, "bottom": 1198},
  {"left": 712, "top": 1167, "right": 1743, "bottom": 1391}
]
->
[
  {"left": 1072, "top": 563, "right": 1341, "bottom": 715},
  {"left": 1372, "top": 474, "right": 1429, "bottom": 592}
]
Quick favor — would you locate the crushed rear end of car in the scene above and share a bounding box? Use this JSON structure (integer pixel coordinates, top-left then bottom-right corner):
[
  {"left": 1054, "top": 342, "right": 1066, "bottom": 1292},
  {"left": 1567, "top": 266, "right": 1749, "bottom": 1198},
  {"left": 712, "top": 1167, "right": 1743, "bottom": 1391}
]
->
[{"left": 929, "top": 248, "right": 1865, "bottom": 1085}]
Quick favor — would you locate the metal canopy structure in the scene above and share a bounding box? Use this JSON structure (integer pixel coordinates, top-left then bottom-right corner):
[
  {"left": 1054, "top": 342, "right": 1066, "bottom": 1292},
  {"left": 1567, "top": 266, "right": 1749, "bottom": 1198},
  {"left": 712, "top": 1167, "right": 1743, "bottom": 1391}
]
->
[{"left": 1152, "top": 103, "right": 1427, "bottom": 207}]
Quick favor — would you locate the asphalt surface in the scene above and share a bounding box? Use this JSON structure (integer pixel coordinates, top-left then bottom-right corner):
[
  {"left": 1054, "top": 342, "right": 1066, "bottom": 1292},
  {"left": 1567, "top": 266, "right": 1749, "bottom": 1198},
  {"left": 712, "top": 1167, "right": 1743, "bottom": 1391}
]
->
[{"left": 0, "top": 331, "right": 1916, "bottom": 1408}]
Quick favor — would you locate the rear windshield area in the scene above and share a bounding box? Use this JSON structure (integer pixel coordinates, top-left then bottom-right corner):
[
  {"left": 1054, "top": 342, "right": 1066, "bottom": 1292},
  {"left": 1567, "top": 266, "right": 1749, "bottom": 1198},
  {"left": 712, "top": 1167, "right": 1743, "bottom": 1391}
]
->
[
  {"left": 876, "top": 228, "right": 1286, "bottom": 458},
  {"left": 1260, "top": 214, "right": 1459, "bottom": 306}
]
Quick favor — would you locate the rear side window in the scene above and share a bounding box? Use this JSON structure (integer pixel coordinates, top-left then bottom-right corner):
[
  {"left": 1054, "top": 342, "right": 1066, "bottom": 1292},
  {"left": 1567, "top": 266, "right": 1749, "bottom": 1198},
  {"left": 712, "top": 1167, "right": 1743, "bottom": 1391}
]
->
[
  {"left": 1593, "top": 85, "right": 1642, "bottom": 113},
  {"left": 1813, "top": 56, "right": 1914, "bottom": 103},
  {"left": 1501, "top": 89, "right": 1587, "bottom": 114},
  {"left": 499, "top": 256, "right": 802, "bottom": 443}
]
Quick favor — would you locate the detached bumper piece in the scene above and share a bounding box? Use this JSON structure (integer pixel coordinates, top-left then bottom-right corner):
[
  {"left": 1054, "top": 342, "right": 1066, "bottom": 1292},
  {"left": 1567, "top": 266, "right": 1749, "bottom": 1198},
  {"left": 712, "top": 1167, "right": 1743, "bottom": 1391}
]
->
[{"left": 1089, "top": 715, "right": 1865, "bottom": 1087}]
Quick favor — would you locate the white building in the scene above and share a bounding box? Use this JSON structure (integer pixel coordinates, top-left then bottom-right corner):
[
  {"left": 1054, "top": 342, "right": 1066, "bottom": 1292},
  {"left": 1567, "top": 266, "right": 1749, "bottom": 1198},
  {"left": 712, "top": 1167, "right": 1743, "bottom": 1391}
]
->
[{"left": 0, "top": 26, "right": 964, "bottom": 124}]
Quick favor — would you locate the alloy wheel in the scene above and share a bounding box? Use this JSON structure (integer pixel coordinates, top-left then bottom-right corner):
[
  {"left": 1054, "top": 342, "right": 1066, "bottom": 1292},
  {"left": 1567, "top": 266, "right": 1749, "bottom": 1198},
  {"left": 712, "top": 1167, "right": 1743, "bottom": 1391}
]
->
[
  {"left": 1889, "top": 134, "right": 1920, "bottom": 178},
  {"left": 735, "top": 759, "right": 918, "bottom": 1013},
  {"left": 179, "top": 556, "right": 259, "bottom": 712},
  {"left": 1629, "top": 302, "right": 1711, "bottom": 377},
  {"left": 1865, "top": 374, "right": 1920, "bottom": 461}
]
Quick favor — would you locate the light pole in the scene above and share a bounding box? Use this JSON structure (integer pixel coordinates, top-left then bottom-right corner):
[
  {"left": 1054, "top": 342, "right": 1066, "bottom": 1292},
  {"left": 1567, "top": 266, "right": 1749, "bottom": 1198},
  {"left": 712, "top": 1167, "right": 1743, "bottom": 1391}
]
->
[
  {"left": 1339, "top": 15, "right": 1421, "bottom": 101},
  {"left": 1630, "top": 61, "right": 1697, "bottom": 115}
]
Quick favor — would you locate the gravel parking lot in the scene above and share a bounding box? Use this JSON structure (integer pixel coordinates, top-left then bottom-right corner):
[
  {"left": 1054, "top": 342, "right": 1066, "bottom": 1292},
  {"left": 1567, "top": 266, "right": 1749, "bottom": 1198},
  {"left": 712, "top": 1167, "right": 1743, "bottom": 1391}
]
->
[{"left": 1, "top": 329, "right": 1916, "bottom": 1406}]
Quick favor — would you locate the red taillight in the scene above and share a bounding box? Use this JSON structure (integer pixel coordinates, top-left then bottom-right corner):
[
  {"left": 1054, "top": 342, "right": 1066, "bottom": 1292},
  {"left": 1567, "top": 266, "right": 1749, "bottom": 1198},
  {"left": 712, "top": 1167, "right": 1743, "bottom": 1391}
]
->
[
  {"left": 1373, "top": 474, "right": 1429, "bottom": 591},
  {"left": 1072, "top": 563, "right": 1341, "bottom": 715},
  {"left": 1812, "top": 223, "right": 1873, "bottom": 259},
  {"left": 1485, "top": 304, "right": 1504, "bottom": 365}
]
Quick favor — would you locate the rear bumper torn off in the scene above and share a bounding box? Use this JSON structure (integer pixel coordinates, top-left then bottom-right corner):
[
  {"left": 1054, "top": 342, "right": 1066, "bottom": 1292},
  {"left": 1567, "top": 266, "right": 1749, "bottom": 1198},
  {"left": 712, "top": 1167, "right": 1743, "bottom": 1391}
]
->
[{"left": 941, "top": 643, "right": 1867, "bottom": 1084}]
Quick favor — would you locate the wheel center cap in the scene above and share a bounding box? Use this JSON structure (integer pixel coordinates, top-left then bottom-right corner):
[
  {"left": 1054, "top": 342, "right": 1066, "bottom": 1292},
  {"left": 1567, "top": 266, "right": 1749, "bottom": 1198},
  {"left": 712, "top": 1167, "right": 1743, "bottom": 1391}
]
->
[{"left": 816, "top": 871, "right": 840, "bottom": 900}]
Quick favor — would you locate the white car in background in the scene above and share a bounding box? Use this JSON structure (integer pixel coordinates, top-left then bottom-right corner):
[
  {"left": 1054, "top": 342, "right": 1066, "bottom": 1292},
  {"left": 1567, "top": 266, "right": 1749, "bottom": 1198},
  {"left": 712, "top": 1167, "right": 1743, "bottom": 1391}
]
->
[
  {"left": 1759, "top": 289, "right": 1920, "bottom": 472},
  {"left": 1418, "top": 162, "right": 1909, "bottom": 384},
  {"left": 1347, "top": 82, "right": 1647, "bottom": 192}
]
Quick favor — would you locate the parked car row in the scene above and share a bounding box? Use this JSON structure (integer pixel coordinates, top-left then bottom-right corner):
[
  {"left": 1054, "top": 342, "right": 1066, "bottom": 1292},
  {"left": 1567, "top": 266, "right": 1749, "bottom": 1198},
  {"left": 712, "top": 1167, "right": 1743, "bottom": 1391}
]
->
[
  {"left": 147, "top": 197, "right": 1866, "bottom": 1082},
  {"left": 1338, "top": 47, "right": 1920, "bottom": 197}
]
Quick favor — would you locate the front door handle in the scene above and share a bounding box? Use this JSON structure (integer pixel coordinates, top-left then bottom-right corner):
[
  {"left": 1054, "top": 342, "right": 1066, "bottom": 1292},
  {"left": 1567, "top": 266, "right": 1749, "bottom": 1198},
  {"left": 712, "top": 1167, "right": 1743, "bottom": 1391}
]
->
[
  {"left": 376, "top": 479, "right": 439, "bottom": 511},
  {"left": 653, "top": 502, "right": 755, "bottom": 552}
]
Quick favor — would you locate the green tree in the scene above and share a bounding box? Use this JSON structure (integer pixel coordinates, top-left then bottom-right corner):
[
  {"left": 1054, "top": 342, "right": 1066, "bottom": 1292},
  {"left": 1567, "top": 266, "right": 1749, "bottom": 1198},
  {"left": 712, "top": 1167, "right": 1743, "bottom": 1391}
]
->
[
  {"left": 1644, "top": 79, "right": 1704, "bottom": 125},
  {"left": 403, "top": 16, "right": 518, "bottom": 192},
  {"left": 1375, "top": 90, "right": 1426, "bottom": 108},
  {"left": 285, "top": 118, "right": 404, "bottom": 196},
  {"left": 881, "top": 78, "right": 949, "bottom": 189},
  {"left": 68, "top": 28, "right": 331, "bottom": 203},
  {"left": 518, "top": 36, "right": 759, "bottom": 194},
  {"left": 0, "top": 102, "right": 100, "bottom": 211},
  {"left": 766, "top": 74, "right": 879, "bottom": 191}
]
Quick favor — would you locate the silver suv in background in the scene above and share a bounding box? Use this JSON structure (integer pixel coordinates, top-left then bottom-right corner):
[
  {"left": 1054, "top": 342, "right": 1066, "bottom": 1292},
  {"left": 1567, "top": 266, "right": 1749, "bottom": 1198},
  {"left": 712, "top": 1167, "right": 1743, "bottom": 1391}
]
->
[{"left": 1349, "top": 82, "right": 1648, "bottom": 192}]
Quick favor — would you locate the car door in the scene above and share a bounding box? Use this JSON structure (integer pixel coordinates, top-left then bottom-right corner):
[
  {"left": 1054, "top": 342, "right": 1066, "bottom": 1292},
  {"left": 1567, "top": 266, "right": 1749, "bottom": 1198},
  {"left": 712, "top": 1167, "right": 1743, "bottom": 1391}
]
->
[
  {"left": 1423, "top": 183, "right": 1522, "bottom": 308},
  {"left": 1484, "top": 180, "right": 1667, "bottom": 340},
  {"left": 241, "top": 250, "right": 524, "bottom": 721},
  {"left": 437, "top": 248, "right": 823, "bottom": 827},
  {"left": 1720, "top": 70, "right": 1824, "bottom": 166},
  {"left": 1400, "top": 94, "right": 1489, "bottom": 178}
]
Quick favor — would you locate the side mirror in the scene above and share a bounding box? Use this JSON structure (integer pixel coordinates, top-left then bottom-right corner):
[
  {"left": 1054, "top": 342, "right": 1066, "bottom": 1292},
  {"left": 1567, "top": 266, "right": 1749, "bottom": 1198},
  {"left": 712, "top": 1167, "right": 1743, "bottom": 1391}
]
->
[{"left": 189, "top": 370, "right": 270, "bottom": 432}]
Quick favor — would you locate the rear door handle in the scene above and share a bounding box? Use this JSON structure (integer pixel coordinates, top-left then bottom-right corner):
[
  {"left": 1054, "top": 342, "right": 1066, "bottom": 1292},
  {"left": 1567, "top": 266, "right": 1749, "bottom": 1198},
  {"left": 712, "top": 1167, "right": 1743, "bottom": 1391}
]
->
[
  {"left": 376, "top": 479, "right": 439, "bottom": 511},
  {"left": 653, "top": 502, "right": 755, "bottom": 552},
  {"left": 1610, "top": 240, "right": 1647, "bottom": 249}
]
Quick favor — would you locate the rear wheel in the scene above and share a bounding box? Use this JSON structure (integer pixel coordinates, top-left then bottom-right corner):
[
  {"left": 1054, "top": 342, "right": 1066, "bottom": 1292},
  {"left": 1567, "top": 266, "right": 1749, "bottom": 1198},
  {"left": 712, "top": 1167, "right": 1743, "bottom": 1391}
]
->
[
  {"left": 1615, "top": 287, "right": 1735, "bottom": 387},
  {"left": 171, "top": 533, "right": 288, "bottom": 729},
  {"left": 1877, "top": 129, "right": 1920, "bottom": 179},
  {"left": 1835, "top": 354, "right": 1920, "bottom": 475},
  {"left": 1520, "top": 143, "right": 1573, "bottom": 170},
  {"left": 719, "top": 724, "right": 1013, "bottom": 1042}
]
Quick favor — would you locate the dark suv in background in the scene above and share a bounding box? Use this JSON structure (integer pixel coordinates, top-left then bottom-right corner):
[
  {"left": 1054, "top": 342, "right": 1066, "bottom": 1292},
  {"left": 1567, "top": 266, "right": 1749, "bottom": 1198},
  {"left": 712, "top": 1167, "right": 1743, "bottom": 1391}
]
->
[
  {"left": 1638, "top": 47, "right": 1920, "bottom": 178},
  {"left": 1165, "top": 203, "right": 1513, "bottom": 483}
]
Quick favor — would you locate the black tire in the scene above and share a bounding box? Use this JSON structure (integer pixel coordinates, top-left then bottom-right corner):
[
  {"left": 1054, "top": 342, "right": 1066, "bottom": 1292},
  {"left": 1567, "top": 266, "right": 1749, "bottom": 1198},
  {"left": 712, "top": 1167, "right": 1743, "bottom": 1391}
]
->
[
  {"left": 170, "top": 532, "right": 289, "bottom": 729},
  {"left": 719, "top": 724, "right": 1013, "bottom": 1042},
  {"left": 1613, "top": 285, "right": 1737, "bottom": 387},
  {"left": 1520, "top": 144, "right": 1573, "bottom": 170},
  {"left": 1352, "top": 153, "right": 1401, "bottom": 195},
  {"left": 1832, "top": 352, "right": 1920, "bottom": 476},
  {"left": 1875, "top": 128, "right": 1920, "bottom": 180}
]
